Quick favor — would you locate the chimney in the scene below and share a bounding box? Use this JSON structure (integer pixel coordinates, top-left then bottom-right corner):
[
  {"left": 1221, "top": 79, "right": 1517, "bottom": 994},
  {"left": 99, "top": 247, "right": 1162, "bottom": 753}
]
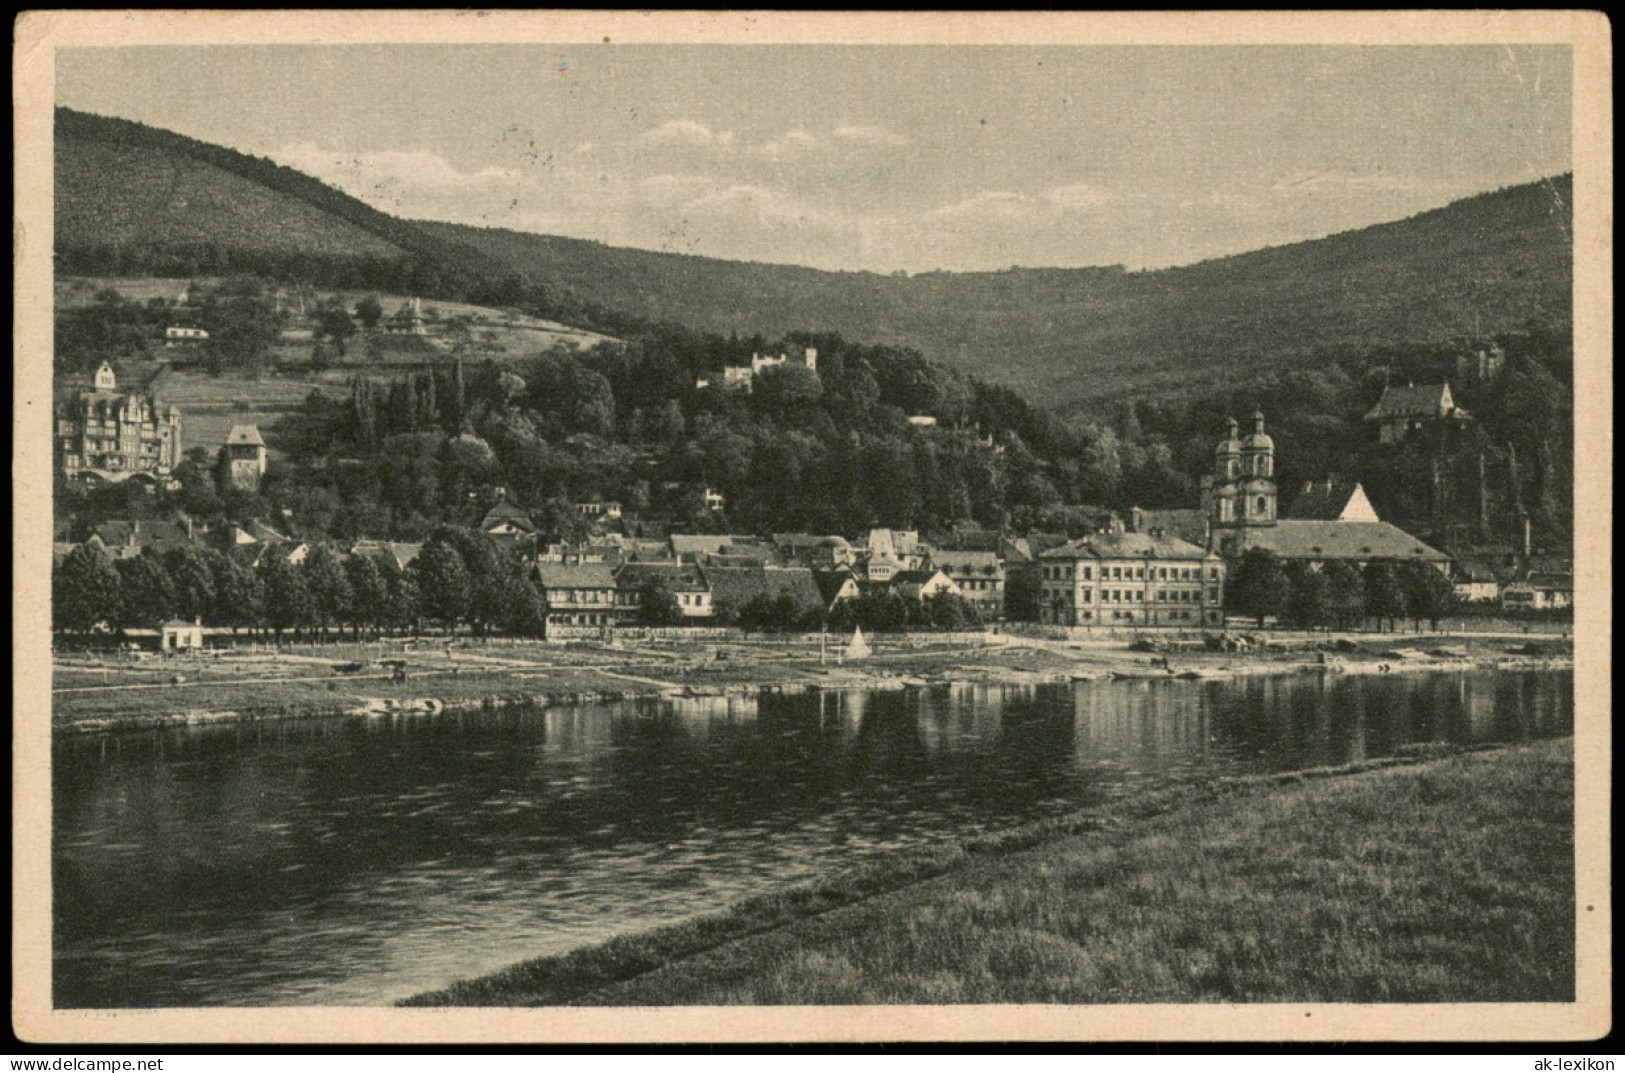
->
[{"left": 1130, "top": 506, "right": 1144, "bottom": 532}]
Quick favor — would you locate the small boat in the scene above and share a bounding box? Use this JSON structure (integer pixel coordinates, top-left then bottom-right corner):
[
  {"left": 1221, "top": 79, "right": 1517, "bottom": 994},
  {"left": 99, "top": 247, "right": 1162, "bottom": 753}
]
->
[
  {"left": 1069, "top": 672, "right": 1099, "bottom": 682},
  {"left": 1109, "top": 670, "right": 1173, "bottom": 681}
]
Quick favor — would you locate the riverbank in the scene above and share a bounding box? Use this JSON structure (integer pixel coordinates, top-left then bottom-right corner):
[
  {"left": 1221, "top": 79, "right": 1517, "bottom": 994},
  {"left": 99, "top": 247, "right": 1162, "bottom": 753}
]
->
[
  {"left": 403, "top": 737, "right": 1574, "bottom": 1006},
  {"left": 51, "top": 629, "right": 1573, "bottom": 733}
]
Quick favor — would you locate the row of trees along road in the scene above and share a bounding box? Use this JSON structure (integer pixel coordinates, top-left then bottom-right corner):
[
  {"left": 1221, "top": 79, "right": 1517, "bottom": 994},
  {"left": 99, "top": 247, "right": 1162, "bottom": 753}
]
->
[
  {"left": 55, "top": 533, "right": 993, "bottom": 642},
  {"left": 52, "top": 531, "right": 547, "bottom": 643},
  {"left": 1225, "top": 548, "right": 1459, "bottom": 632}
]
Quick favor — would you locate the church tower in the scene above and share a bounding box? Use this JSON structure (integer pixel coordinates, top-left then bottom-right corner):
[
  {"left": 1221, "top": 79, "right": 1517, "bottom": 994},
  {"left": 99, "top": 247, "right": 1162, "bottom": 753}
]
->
[{"left": 1204, "top": 412, "right": 1278, "bottom": 553}]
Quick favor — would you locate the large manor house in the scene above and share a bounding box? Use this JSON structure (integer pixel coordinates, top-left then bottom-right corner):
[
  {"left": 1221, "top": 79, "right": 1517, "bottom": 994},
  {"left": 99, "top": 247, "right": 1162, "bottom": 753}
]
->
[{"left": 56, "top": 362, "right": 183, "bottom": 485}]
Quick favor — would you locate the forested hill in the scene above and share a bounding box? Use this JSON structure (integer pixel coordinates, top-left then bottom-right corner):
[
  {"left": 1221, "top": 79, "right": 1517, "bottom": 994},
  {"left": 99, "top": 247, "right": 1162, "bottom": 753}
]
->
[
  {"left": 57, "top": 106, "right": 1570, "bottom": 408},
  {"left": 425, "top": 175, "right": 1572, "bottom": 404}
]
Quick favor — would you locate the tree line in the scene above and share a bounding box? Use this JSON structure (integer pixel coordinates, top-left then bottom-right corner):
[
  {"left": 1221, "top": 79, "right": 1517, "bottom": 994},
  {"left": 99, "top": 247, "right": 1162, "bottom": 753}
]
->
[{"left": 1225, "top": 548, "right": 1459, "bottom": 632}]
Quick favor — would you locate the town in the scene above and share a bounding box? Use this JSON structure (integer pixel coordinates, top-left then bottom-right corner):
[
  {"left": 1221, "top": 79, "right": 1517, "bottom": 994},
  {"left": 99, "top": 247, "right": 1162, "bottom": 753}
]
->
[{"left": 52, "top": 297, "right": 1571, "bottom": 656}]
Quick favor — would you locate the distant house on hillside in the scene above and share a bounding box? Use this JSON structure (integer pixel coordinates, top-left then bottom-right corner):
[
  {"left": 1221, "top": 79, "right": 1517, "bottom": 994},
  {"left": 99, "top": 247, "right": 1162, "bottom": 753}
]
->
[
  {"left": 1363, "top": 381, "right": 1470, "bottom": 445},
  {"left": 384, "top": 297, "right": 427, "bottom": 336},
  {"left": 164, "top": 324, "right": 209, "bottom": 347},
  {"left": 57, "top": 362, "right": 183, "bottom": 486},
  {"left": 480, "top": 500, "right": 538, "bottom": 549},
  {"left": 220, "top": 424, "right": 268, "bottom": 491}
]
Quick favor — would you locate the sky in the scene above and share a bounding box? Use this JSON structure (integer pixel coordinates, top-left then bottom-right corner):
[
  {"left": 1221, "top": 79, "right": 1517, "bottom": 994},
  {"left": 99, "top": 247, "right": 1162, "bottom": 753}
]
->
[{"left": 55, "top": 45, "right": 1571, "bottom": 273}]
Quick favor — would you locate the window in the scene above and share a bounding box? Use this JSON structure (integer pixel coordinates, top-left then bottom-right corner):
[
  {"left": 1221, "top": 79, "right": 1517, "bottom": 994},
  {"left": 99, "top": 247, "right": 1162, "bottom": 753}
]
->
[
  {"left": 1256, "top": 496, "right": 1267, "bottom": 514},
  {"left": 1081, "top": 566, "right": 1092, "bottom": 580}
]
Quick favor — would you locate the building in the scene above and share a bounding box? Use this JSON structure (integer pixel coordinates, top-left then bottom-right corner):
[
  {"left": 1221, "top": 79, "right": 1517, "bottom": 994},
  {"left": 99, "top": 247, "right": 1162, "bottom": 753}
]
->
[
  {"left": 220, "top": 425, "right": 268, "bottom": 491},
  {"left": 1200, "top": 412, "right": 1278, "bottom": 551},
  {"left": 1039, "top": 526, "right": 1226, "bottom": 628},
  {"left": 906, "top": 414, "right": 938, "bottom": 428},
  {"left": 703, "top": 565, "right": 825, "bottom": 623},
  {"left": 164, "top": 325, "right": 209, "bottom": 347},
  {"left": 615, "top": 561, "right": 713, "bottom": 619},
  {"left": 57, "top": 362, "right": 183, "bottom": 485},
  {"left": 384, "top": 297, "right": 427, "bottom": 335},
  {"left": 773, "top": 533, "right": 855, "bottom": 569},
  {"left": 1363, "top": 381, "right": 1470, "bottom": 445},
  {"left": 1501, "top": 574, "right": 1572, "bottom": 611},
  {"left": 533, "top": 562, "right": 619, "bottom": 627},
  {"left": 479, "top": 500, "right": 539, "bottom": 548},
  {"left": 86, "top": 518, "right": 197, "bottom": 560},
  {"left": 1280, "top": 479, "right": 1380, "bottom": 522},
  {"left": 1203, "top": 413, "right": 1451, "bottom": 574},
  {"left": 1455, "top": 343, "right": 1507, "bottom": 385},
  {"left": 924, "top": 549, "right": 1005, "bottom": 620},
  {"left": 1451, "top": 560, "right": 1503, "bottom": 603},
  {"left": 812, "top": 568, "right": 862, "bottom": 612},
  {"left": 704, "top": 348, "right": 819, "bottom": 392},
  {"left": 890, "top": 569, "right": 960, "bottom": 602},
  {"left": 160, "top": 619, "right": 205, "bottom": 652}
]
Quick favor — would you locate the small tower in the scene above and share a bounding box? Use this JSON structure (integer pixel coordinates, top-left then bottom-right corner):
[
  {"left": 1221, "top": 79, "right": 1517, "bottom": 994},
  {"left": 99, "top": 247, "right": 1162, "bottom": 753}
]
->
[{"left": 93, "top": 362, "right": 117, "bottom": 392}]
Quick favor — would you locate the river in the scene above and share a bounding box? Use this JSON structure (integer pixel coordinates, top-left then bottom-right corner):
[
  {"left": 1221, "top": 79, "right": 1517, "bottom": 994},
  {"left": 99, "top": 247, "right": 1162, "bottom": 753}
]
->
[{"left": 52, "top": 667, "right": 1572, "bottom": 1007}]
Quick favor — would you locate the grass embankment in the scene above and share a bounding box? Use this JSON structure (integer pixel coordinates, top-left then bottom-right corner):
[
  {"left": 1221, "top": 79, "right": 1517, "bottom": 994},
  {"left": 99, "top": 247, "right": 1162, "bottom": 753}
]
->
[{"left": 404, "top": 739, "right": 1575, "bottom": 1007}]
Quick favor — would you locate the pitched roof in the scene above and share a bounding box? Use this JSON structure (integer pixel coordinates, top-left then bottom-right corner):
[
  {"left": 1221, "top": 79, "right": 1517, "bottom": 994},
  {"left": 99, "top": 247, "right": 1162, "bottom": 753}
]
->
[
  {"left": 891, "top": 569, "right": 953, "bottom": 587},
  {"left": 1452, "top": 560, "right": 1503, "bottom": 583},
  {"left": 1363, "top": 382, "right": 1457, "bottom": 420},
  {"left": 224, "top": 425, "right": 265, "bottom": 447},
  {"left": 812, "top": 568, "right": 859, "bottom": 604},
  {"left": 534, "top": 562, "right": 617, "bottom": 590},
  {"left": 1282, "top": 481, "right": 1380, "bottom": 522},
  {"left": 615, "top": 561, "right": 710, "bottom": 593},
  {"left": 671, "top": 534, "right": 749, "bottom": 558},
  {"left": 90, "top": 519, "right": 192, "bottom": 549},
  {"left": 1040, "top": 529, "right": 1214, "bottom": 561},
  {"left": 480, "top": 501, "right": 537, "bottom": 532},
  {"left": 1131, "top": 508, "right": 1209, "bottom": 547},
  {"left": 926, "top": 549, "right": 1003, "bottom": 576},
  {"left": 1240, "top": 520, "right": 1450, "bottom": 563},
  {"left": 701, "top": 565, "right": 823, "bottom": 611},
  {"left": 1526, "top": 573, "right": 1573, "bottom": 592}
]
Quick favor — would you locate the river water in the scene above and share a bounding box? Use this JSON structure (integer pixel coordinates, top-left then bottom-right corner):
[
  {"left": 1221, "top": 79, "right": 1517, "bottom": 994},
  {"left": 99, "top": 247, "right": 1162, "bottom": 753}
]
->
[{"left": 53, "top": 667, "right": 1571, "bottom": 1007}]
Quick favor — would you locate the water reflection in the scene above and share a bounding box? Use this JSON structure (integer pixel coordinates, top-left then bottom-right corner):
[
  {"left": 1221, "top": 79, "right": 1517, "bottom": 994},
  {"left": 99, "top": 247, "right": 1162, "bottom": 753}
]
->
[{"left": 53, "top": 668, "right": 1571, "bottom": 1008}]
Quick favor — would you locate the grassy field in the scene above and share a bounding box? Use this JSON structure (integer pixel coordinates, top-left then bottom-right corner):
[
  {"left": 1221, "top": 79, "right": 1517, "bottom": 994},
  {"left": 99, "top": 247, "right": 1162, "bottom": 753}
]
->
[{"left": 404, "top": 739, "right": 1575, "bottom": 1006}]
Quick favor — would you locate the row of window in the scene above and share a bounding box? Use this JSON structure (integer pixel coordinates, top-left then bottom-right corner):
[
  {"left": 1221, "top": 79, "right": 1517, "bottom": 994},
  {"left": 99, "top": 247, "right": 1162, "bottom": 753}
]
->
[
  {"left": 1043, "top": 564, "right": 1221, "bottom": 582},
  {"left": 1059, "top": 608, "right": 1208, "bottom": 623}
]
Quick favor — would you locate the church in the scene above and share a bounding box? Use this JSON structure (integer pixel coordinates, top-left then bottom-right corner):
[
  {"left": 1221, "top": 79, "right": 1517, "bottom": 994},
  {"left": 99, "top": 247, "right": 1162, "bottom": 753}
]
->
[{"left": 1200, "top": 412, "right": 1451, "bottom": 574}]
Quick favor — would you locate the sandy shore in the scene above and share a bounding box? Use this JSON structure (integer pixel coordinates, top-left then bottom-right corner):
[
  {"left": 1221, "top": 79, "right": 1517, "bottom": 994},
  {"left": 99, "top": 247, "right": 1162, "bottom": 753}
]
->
[{"left": 50, "top": 630, "right": 1573, "bottom": 734}]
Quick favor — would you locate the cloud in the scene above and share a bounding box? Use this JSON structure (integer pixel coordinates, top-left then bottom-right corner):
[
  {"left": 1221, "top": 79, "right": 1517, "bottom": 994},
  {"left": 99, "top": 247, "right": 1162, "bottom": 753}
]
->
[
  {"left": 272, "top": 142, "right": 521, "bottom": 200},
  {"left": 758, "top": 129, "right": 820, "bottom": 157},
  {"left": 641, "top": 119, "right": 735, "bottom": 148},
  {"left": 928, "top": 184, "right": 1115, "bottom": 223},
  {"left": 832, "top": 124, "right": 909, "bottom": 147}
]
